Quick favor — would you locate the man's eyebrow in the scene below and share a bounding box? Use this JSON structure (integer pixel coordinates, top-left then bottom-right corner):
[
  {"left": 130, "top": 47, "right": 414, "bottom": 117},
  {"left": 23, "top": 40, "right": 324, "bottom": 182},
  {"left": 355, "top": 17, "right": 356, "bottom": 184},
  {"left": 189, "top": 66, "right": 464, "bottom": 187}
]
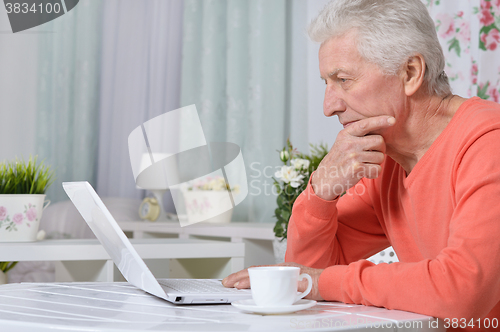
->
[{"left": 320, "top": 68, "right": 347, "bottom": 80}]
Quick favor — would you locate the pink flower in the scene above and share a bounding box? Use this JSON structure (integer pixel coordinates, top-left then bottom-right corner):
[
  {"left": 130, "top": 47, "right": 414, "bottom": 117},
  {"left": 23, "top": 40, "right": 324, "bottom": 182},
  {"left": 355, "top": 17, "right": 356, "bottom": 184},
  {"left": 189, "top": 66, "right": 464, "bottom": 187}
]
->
[
  {"left": 457, "top": 11, "right": 464, "bottom": 17},
  {"left": 480, "top": 0, "right": 495, "bottom": 26},
  {"left": 481, "top": 29, "right": 500, "bottom": 50},
  {"left": 480, "top": 9, "right": 495, "bottom": 26},
  {"left": 457, "top": 21, "right": 471, "bottom": 43},
  {"left": 489, "top": 87, "right": 500, "bottom": 102},
  {"left": 0, "top": 207, "right": 7, "bottom": 221},
  {"left": 436, "top": 13, "right": 455, "bottom": 39},
  {"left": 12, "top": 213, "right": 23, "bottom": 225},
  {"left": 26, "top": 207, "right": 37, "bottom": 222},
  {"left": 471, "top": 63, "right": 479, "bottom": 84},
  {"left": 481, "top": 0, "right": 492, "bottom": 10},
  {"left": 493, "top": 0, "right": 500, "bottom": 10}
]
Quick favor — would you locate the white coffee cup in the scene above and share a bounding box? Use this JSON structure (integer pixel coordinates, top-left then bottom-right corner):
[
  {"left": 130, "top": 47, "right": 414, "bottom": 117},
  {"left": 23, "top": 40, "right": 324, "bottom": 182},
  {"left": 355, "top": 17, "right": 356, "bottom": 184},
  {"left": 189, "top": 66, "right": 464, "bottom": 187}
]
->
[{"left": 248, "top": 266, "right": 313, "bottom": 307}]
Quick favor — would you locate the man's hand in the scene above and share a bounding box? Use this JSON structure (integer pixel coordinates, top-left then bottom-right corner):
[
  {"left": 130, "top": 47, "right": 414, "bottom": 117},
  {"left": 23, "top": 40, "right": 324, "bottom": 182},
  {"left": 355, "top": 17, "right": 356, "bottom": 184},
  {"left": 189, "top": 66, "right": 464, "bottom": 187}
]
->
[
  {"left": 222, "top": 262, "right": 324, "bottom": 301},
  {"left": 312, "top": 115, "right": 395, "bottom": 200}
]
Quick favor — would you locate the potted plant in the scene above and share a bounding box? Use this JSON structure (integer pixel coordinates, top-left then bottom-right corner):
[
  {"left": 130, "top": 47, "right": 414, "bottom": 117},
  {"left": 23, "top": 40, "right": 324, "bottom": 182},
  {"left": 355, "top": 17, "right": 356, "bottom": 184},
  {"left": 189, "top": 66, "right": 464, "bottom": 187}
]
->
[
  {"left": 272, "top": 140, "right": 328, "bottom": 263},
  {"left": 0, "top": 156, "right": 54, "bottom": 243},
  {"left": 0, "top": 262, "right": 17, "bottom": 284},
  {"left": 182, "top": 176, "right": 240, "bottom": 224}
]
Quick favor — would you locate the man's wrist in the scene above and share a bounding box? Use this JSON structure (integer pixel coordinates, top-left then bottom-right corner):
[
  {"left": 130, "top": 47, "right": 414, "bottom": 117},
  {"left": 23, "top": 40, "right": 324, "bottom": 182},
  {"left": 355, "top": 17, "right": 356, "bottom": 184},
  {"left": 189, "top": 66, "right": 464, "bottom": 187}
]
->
[
  {"left": 310, "top": 172, "right": 341, "bottom": 201},
  {"left": 318, "top": 265, "right": 349, "bottom": 302}
]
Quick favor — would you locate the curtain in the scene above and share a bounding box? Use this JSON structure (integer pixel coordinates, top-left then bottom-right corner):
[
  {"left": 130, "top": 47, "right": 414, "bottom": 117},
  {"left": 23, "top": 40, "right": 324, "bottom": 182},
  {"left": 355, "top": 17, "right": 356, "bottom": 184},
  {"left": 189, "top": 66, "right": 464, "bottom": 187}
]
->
[
  {"left": 426, "top": 0, "right": 500, "bottom": 101},
  {"left": 181, "top": 0, "right": 309, "bottom": 223},
  {"left": 96, "top": 0, "right": 184, "bottom": 205},
  {"left": 0, "top": 11, "right": 38, "bottom": 163},
  {"left": 36, "top": 0, "right": 103, "bottom": 203}
]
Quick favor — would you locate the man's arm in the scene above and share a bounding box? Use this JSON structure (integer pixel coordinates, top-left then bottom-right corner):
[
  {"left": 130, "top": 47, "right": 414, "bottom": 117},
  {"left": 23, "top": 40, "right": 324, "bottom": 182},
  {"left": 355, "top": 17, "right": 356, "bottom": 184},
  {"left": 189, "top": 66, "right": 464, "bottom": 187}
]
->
[
  {"left": 223, "top": 116, "right": 394, "bottom": 295},
  {"left": 286, "top": 115, "right": 396, "bottom": 267},
  {"left": 285, "top": 176, "right": 390, "bottom": 268}
]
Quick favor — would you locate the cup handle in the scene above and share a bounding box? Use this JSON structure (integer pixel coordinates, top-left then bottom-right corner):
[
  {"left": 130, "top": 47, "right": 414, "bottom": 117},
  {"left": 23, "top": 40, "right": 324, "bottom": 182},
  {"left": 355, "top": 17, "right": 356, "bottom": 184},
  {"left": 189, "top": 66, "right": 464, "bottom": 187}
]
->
[
  {"left": 295, "top": 273, "right": 313, "bottom": 302},
  {"left": 43, "top": 200, "right": 51, "bottom": 210}
]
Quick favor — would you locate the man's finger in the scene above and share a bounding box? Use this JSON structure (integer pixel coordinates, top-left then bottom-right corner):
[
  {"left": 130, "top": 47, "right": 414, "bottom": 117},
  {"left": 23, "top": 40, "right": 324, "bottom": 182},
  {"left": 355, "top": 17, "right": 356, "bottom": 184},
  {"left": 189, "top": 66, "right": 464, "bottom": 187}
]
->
[
  {"left": 234, "top": 278, "right": 251, "bottom": 289},
  {"left": 347, "top": 116, "right": 395, "bottom": 137},
  {"left": 222, "top": 269, "right": 249, "bottom": 287},
  {"left": 362, "top": 134, "right": 386, "bottom": 153},
  {"left": 360, "top": 151, "right": 386, "bottom": 165}
]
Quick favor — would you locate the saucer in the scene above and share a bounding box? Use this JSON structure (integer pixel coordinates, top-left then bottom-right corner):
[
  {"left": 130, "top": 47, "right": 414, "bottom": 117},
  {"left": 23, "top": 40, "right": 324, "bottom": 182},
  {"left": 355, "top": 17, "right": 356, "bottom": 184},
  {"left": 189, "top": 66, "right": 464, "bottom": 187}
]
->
[{"left": 231, "top": 299, "right": 317, "bottom": 314}]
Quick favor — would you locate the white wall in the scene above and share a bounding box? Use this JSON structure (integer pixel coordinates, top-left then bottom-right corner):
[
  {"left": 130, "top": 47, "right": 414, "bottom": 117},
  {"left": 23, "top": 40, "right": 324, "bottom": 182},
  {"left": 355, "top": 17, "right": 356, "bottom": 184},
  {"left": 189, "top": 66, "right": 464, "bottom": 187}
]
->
[
  {"left": 306, "top": 0, "right": 342, "bottom": 149},
  {"left": 0, "top": 5, "right": 39, "bottom": 163}
]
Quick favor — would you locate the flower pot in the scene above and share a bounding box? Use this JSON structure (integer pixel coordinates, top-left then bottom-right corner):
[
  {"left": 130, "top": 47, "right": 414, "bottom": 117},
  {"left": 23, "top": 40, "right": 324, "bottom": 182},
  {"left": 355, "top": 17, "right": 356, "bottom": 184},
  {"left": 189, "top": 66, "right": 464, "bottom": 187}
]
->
[
  {"left": 273, "top": 237, "right": 287, "bottom": 264},
  {"left": 0, "top": 194, "right": 50, "bottom": 242},
  {"left": 182, "top": 191, "right": 234, "bottom": 224}
]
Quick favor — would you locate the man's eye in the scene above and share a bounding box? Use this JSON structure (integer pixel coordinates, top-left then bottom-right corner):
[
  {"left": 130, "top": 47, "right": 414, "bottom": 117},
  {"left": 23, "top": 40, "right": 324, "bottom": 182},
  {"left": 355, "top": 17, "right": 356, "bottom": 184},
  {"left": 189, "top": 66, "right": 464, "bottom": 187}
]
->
[{"left": 339, "top": 78, "right": 347, "bottom": 83}]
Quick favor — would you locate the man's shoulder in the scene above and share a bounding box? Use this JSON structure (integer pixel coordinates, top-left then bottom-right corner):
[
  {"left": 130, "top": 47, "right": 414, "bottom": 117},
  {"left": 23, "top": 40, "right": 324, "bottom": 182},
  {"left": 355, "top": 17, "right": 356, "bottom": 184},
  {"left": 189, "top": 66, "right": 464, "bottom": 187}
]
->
[
  {"left": 459, "top": 97, "right": 500, "bottom": 128},
  {"left": 443, "top": 97, "right": 500, "bottom": 149}
]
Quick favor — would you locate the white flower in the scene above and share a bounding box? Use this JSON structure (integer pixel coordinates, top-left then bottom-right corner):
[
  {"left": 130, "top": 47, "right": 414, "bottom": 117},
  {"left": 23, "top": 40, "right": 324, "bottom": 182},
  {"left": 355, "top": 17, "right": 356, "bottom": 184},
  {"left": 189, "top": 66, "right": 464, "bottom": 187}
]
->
[
  {"left": 291, "top": 158, "right": 310, "bottom": 171},
  {"left": 280, "top": 150, "right": 290, "bottom": 162},
  {"left": 275, "top": 166, "right": 305, "bottom": 188}
]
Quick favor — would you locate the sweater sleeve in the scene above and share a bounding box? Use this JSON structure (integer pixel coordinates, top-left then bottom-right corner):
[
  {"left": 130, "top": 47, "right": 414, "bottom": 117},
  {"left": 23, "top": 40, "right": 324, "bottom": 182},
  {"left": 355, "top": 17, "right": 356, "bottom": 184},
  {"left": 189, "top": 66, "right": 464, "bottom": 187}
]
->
[
  {"left": 285, "top": 174, "right": 390, "bottom": 268},
  {"left": 307, "top": 130, "right": 500, "bottom": 321}
]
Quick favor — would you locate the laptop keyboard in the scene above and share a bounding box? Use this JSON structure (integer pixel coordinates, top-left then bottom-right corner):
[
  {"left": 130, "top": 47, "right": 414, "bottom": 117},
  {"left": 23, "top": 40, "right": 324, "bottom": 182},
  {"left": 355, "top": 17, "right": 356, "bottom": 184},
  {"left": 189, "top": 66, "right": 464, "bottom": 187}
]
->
[{"left": 158, "top": 279, "right": 247, "bottom": 294}]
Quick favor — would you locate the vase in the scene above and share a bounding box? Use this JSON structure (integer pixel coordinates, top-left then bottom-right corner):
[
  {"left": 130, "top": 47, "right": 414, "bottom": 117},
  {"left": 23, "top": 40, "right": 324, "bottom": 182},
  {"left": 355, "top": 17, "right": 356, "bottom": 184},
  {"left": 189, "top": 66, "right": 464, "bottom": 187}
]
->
[
  {"left": 273, "top": 237, "right": 287, "bottom": 264},
  {"left": 0, "top": 271, "right": 7, "bottom": 285},
  {"left": 182, "top": 191, "right": 234, "bottom": 224},
  {"left": 0, "top": 194, "right": 50, "bottom": 242}
]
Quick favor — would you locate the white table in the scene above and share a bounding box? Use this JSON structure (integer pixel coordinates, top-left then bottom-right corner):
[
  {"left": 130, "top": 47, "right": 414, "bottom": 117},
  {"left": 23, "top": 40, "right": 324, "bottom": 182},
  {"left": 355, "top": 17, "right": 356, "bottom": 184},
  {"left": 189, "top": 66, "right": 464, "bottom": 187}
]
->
[
  {"left": 119, "top": 221, "right": 276, "bottom": 267},
  {"left": 0, "top": 238, "right": 244, "bottom": 282},
  {"left": 0, "top": 282, "right": 444, "bottom": 332}
]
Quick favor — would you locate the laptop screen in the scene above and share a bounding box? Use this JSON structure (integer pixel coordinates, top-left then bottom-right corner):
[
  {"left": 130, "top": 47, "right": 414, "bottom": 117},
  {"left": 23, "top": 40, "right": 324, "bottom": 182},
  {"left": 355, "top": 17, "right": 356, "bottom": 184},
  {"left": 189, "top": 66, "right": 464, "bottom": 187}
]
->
[{"left": 62, "top": 181, "right": 167, "bottom": 298}]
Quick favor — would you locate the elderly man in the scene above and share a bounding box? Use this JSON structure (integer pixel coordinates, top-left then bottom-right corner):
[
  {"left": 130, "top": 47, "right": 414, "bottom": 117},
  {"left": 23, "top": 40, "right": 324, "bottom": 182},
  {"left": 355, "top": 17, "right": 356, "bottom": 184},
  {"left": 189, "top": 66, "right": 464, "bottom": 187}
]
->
[{"left": 223, "top": 0, "right": 500, "bottom": 327}]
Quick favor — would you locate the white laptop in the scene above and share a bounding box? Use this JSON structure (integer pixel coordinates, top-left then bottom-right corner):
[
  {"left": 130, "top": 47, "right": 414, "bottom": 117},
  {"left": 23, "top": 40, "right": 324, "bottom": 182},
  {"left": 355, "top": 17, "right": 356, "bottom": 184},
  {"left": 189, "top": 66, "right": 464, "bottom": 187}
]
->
[{"left": 62, "top": 181, "right": 252, "bottom": 305}]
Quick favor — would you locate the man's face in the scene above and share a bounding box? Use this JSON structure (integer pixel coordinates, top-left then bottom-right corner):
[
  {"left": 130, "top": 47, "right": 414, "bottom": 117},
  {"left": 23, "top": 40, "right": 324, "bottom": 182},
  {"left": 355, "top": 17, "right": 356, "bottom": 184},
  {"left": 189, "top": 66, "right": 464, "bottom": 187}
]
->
[{"left": 319, "top": 31, "right": 405, "bottom": 136}]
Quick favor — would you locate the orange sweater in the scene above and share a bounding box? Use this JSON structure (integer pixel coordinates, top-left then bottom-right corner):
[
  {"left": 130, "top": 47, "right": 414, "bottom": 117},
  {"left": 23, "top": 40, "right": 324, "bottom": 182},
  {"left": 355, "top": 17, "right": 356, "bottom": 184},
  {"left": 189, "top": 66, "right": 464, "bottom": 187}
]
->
[{"left": 286, "top": 97, "right": 500, "bottom": 329}]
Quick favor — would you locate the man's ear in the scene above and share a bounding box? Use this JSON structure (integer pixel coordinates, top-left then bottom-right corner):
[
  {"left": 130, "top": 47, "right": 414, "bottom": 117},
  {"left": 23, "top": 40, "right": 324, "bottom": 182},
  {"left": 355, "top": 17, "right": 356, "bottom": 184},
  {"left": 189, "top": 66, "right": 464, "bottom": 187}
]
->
[{"left": 403, "top": 54, "right": 425, "bottom": 97}]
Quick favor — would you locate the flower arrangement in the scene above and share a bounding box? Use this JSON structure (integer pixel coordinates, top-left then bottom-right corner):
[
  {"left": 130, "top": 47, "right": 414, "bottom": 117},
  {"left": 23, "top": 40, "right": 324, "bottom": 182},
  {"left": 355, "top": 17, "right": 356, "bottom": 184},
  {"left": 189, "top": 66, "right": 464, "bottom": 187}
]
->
[
  {"left": 273, "top": 140, "right": 328, "bottom": 240},
  {"left": 187, "top": 176, "right": 239, "bottom": 192}
]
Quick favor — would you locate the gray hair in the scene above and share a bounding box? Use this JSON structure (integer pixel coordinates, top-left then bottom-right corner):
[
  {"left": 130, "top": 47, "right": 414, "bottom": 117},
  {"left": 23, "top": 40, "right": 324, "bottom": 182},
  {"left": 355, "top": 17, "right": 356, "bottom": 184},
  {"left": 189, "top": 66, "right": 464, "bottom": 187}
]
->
[{"left": 308, "top": 0, "right": 451, "bottom": 97}]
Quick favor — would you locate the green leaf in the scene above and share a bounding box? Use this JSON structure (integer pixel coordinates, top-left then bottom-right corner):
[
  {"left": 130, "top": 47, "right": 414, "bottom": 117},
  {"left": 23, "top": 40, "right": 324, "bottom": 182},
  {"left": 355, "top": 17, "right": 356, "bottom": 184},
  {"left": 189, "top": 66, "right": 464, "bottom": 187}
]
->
[
  {"left": 281, "top": 209, "right": 291, "bottom": 222},
  {"left": 0, "top": 156, "right": 55, "bottom": 195},
  {"left": 447, "top": 37, "right": 461, "bottom": 57},
  {"left": 273, "top": 222, "right": 285, "bottom": 239},
  {"left": 277, "top": 195, "right": 285, "bottom": 209},
  {"left": 477, "top": 82, "right": 490, "bottom": 100},
  {"left": 0, "top": 261, "right": 18, "bottom": 273}
]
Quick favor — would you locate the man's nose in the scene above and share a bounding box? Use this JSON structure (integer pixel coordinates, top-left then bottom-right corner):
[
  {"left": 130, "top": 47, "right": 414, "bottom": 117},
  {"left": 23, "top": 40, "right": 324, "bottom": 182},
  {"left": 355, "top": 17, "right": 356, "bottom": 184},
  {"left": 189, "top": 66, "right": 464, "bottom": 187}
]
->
[{"left": 323, "top": 85, "right": 345, "bottom": 117}]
